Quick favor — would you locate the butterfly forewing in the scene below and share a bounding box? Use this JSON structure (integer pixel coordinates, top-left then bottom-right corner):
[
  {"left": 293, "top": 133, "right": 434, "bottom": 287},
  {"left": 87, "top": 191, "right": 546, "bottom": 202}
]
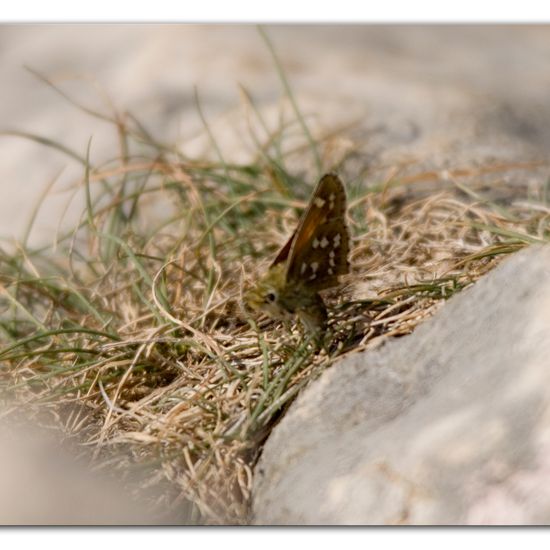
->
[
  {"left": 270, "top": 174, "right": 342, "bottom": 269},
  {"left": 282, "top": 173, "right": 350, "bottom": 290}
]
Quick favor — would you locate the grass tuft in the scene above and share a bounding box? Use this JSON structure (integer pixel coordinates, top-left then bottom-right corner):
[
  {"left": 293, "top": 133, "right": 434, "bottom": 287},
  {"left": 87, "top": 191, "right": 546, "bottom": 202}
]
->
[{"left": 1, "top": 41, "right": 550, "bottom": 524}]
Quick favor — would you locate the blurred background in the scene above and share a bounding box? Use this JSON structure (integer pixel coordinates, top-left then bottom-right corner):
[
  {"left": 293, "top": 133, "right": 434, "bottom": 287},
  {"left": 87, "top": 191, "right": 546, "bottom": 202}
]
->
[{"left": 2, "top": 24, "right": 550, "bottom": 248}]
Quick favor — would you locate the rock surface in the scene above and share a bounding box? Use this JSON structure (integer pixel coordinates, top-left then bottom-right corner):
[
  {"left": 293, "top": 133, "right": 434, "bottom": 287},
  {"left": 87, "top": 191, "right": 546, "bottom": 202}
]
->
[{"left": 253, "top": 245, "right": 550, "bottom": 525}]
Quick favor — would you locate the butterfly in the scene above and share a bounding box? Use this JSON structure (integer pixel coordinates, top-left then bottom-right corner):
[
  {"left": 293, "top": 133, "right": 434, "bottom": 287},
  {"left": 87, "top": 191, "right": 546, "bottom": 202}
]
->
[{"left": 245, "top": 173, "right": 350, "bottom": 333}]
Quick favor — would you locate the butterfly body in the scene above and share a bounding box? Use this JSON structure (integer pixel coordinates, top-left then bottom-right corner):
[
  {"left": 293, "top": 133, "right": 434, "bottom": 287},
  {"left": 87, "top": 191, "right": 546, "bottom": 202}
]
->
[
  {"left": 247, "top": 262, "right": 328, "bottom": 332},
  {"left": 246, "top": 173, "right": 350, "bottom": 333}
]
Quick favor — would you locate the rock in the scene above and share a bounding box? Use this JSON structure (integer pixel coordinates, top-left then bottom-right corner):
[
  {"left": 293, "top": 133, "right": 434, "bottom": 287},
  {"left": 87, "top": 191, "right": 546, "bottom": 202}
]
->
[
  {"left": 252, "top": 245, "right": 550, "bottom": 525},
  {"left": 0, "top": 420, "right": 182, "bottom": 525}
]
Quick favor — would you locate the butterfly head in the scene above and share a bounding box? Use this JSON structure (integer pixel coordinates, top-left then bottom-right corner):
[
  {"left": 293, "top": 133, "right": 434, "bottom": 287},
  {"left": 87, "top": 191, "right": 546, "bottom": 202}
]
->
[{"left": 244, "top": 264, "right": 289, "bottom": 319}]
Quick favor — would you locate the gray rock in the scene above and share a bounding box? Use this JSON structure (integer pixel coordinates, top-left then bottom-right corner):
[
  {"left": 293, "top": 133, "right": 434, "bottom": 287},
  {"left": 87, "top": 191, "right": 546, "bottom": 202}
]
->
[{"left": 253, "top": 245, "right": 550, "bottom": 525}]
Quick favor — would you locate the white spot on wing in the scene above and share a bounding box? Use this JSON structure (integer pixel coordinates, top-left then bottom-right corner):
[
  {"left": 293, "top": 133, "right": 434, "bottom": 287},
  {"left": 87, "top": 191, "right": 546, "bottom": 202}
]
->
[
  {"left": 310, "top": 262, "right": 319, "bottom": 273},
  {"left": 312, "top": 238, "right": 320, "bottom": 248},
  {"left": 320, "top": 236, "right": 329, "bottom": 248},
  {"left": 333, "top": 234, "right": 341, "bottom": 248},
  {"left": 301, "top": 262, "right": 307, "bottom": 275},
  {"left": 314, "top": 197, "right": 325, "bottom": 208}
]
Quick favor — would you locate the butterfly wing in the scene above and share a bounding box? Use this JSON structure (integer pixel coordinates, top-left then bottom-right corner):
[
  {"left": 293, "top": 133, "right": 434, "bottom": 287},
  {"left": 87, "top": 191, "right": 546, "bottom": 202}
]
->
[
  {"left": 269, "top": 224, "right": 297, "bottom": 267},
  {"left": 275, "top": 173, "right": 350, "bottom": 290}
]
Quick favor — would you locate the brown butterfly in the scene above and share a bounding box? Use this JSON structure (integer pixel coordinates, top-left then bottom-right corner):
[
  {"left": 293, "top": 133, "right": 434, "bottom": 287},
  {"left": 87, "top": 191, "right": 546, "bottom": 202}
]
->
[{"left": 245, "top": 173, "right": 350, "bottom": 333}]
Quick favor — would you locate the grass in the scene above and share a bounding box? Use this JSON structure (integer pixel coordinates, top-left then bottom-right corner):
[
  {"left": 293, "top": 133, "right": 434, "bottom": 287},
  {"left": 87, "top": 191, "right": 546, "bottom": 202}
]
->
[{"left": 1, "top": 36, "right": 550, "bottom": 524}]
